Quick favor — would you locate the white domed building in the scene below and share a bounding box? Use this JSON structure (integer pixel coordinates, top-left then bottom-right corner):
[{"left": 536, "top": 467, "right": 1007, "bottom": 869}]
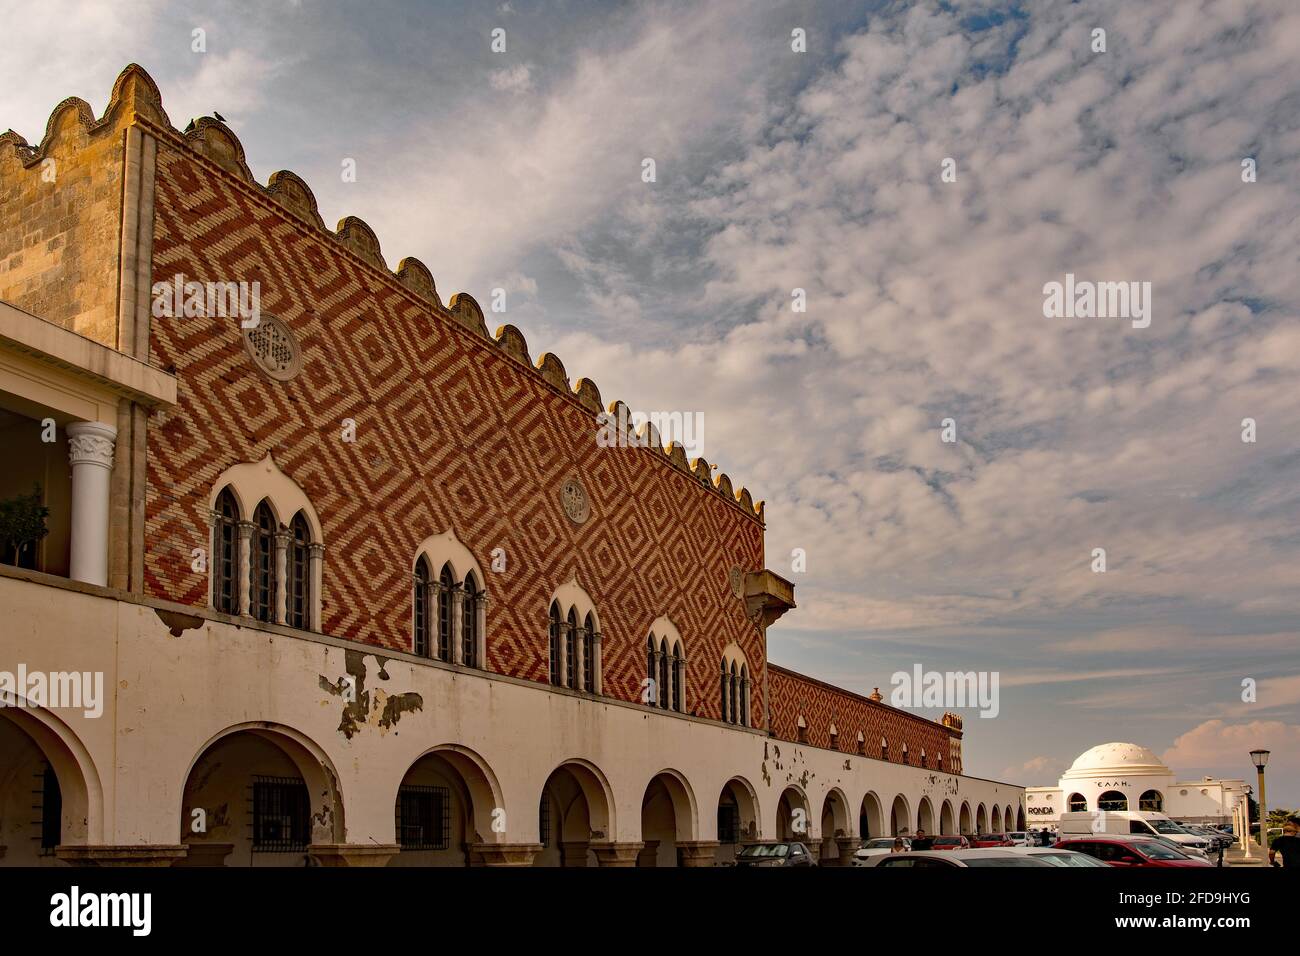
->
[{"left": 1024, "top": 743, "right": 1247, "bottom": 829}]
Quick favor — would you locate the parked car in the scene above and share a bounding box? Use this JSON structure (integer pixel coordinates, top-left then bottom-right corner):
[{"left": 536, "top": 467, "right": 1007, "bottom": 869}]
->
[
  {"left": 733, "top": 841, "right": 817, "bottom": 867},
  {"left": 851, "top": 837, "right": 908, "bottom": 866},
  {"left": 1055, "top": 835, "right": 1213, "bottom": 867},
  {"left": 971, "top": 833, "right": 1013, "bottom": 847},
  {"left": 1007, "top": 847, "right": 1111, "bottom": 867},
  {"left": 930, "top": 835, "right": 971, "bottom": 851},
  {"left": 1006, "top": 831, "right": 1033, "bottom": 846},
  {"left": 869, "top": 848, "right": 1053, "bottom": 868},
  {"left": 1181, "top": 824, "right": 1233, "bottom": 850},
  {"left": 1057, "top": 810, "right": 1211, "bottom": 856}
]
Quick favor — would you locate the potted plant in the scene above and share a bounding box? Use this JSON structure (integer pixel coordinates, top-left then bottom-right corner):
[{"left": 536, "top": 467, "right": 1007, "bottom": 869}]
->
[{"left": 0, "top": 484, "right": 50, "bottom": 569}]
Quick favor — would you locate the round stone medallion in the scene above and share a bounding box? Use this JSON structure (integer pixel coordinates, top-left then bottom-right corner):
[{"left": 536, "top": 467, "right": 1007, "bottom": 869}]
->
[
  {"left": 561, "top": 478, "right": 590, "bottom": 524},
  {"left": 242, "top": 313, "right": 302, "bottom": 382},
  {"left": 729, "top": 565, "right": 744, "bottom": 599}
]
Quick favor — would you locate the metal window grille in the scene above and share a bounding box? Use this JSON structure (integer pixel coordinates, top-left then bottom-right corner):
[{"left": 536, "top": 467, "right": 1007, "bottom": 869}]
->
[
  {"left": 214, "top": 490, "right": 239, "bottom": 614},
  {"left": 414, "top": 561, "right": 431, "bottom": 657},
  {"left": 437, "top": 566, "right": 453, "bottom": 661},
  {"left": 582, "top": 615, "right": 594, "bottom": 691},
  {"left": 462, "top": 577, "right": 477, "bottom": 668},
  {"left": 251, "top": 505, "right": 276, "bottom": 623},
  {"left": 658, "top": 642, "right": 668, "bottom": 708},
  {"left": 720, "top": 668, "right": 728, "bottom": 721},
  {"left": 647, "top": 639, "right": 657, "bottom": 706},
  {"left": 288, "top": 515, "right": 310, "bottom": 629},
  {"left": 565, "top": 610, "right": 577, "bottom": 688},
  {"left": 396, "top": 785, "right": 450, "bottom": 850},
  {"left": 539, "top": 794, "right": 551, "bottom": 846},
  {"left": 36, "top": 764, "right": 60, "bottom": 855},
  {"left": 252, "top": 775, "right": 310, "bottom": 852},
  {"left": 671, "top": 656, "right": 682, "bottom": 712},
  {"left": 549, "top": 605, "right": 562, "bottom": 684},
  {"left": 717, "top": 803, "right": 740, "bottom": 844}
]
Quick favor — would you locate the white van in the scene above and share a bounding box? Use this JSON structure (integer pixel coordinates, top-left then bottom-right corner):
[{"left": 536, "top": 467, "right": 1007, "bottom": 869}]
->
[{"left": 1058, "top": 811, "right": 1211, "bottom": 856}]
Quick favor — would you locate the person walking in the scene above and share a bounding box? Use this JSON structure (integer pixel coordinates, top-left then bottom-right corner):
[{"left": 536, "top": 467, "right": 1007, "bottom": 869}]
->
[{"left": 1269, "top": 818, "right": 1299, "bottom": 869}]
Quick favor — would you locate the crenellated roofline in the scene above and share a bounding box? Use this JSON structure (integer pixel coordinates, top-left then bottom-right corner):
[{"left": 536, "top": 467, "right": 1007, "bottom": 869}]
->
[{"left": 0, "top": 63, "right": 765, "bottom": 523}]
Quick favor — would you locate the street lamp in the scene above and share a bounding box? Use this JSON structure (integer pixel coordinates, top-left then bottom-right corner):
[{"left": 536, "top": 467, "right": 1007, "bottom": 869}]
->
[{"left": 1250, "top": 750, "right": 1270, "bottom": 852}]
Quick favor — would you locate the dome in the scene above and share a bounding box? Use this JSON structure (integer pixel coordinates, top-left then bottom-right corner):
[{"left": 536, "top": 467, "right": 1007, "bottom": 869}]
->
[{"left": 1062, "top": 742, "right": 1170, "bottom": 778}]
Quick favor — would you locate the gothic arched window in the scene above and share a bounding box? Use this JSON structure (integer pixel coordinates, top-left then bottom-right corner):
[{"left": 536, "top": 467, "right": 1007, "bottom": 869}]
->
[
  {"left": 548, "top": 602, "right": 562, "bottom": 685},
  {"left": 288, "top": 512, "right": 311, "bottom": 630},
  {"left": 437, "top": 563, "right": 454, "bottom": 662},
  {"left": 213, "top": 488, "right": 240, "bottom": 615},
  {"left": 413, "top": 557, "right": 432, "bottom": 657},
  {"left": 250, "top": 501, "right": 277, "bottom": 623}
]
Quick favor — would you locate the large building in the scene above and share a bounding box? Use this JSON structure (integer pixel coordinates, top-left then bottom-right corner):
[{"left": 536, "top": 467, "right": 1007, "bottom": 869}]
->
[
  {"left": 0, "top": 65, "right": 1023, "bottom": 867},
  {"left": 1025, "top": 743, "right": 1247, "bottom": 830}
]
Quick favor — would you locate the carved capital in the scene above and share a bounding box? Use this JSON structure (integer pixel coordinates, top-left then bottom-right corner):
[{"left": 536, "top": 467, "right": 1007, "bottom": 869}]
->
[{"left": 66, "top": 421, "right": 117, "bottom": 469}]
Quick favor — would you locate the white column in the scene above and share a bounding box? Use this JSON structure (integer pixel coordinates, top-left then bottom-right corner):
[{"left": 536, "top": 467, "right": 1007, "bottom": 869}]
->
[
  {"left": 237, "top": 521, "right": 254, "bottom": 617},
  {"left": 66, "top": 421, "right": 117, "bottom": 587},
  {"left": 273, "top": 530, "right": 290, "bottom": 625},
  {"left": 308, "top": 544, "right": 324, "bottom": 631},
  {"left": 558, "top": 624, "right": 569, "bottom": 687},
  {"left": 476, "top": 592, "right": 488, "bottom": 671},
  {"left": 451, "top": 585, "right": 465, "bottom": 665},
  {"left": 575, "top": 625, "right": 587, "bottom": 690}
]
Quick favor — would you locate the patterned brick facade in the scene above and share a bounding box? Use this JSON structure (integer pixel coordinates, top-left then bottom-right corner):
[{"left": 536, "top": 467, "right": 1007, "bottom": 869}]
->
[
  {"left": 768, "top": 665, "right": 960, "bottom": 770},
  {"left": 142, "top": 123, "right": 767, "bottom": 719}
]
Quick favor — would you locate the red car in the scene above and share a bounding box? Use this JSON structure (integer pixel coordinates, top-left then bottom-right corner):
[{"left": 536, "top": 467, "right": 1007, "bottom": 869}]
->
[
  {"left": 971, "top": 833, "right": 1013, "bottom": 847},
  {"left": 1055, "top": 835, "right": 1212, "bottom": 867},
  {"left": 930, "top": 835, "right": 971, "bottom": 851}
]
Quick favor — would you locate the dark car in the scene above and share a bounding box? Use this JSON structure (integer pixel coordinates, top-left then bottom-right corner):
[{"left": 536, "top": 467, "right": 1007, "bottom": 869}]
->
[
  {"left": 733, "top": 841, "right": 817, "bottom": 867},
  {"left": 930, "top": 835, "right": 971, "bottom": 851},
  {"left": 971, "top": 833, "right": 1013, "bottom": 847},
  {"left": 1055, "top": 835, "right": 1212, "bottom": 868}
]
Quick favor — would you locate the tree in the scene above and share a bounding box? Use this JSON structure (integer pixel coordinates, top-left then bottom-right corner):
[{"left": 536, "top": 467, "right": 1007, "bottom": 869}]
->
[{"left": 0, "top": 485, "right": 50, "bottom": 568}]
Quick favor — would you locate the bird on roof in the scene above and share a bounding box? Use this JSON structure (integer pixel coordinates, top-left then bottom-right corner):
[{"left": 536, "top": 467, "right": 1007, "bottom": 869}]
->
[{"left": 213, "top": 110, "right": 227, "bottom": 123}]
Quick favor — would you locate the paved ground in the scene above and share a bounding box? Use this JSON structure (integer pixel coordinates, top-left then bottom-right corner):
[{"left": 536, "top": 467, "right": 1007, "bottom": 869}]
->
[{"left": 1224, "top": 846, "right": 1269, "bottom": 866}]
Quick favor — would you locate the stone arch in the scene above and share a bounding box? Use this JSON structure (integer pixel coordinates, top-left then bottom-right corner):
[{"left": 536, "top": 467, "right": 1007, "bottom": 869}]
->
[
  {"left": 534, "top": 758, "right": 615, "bottom": 867},
  {"left": 917, "top": 796, "right": 936, "bottom": 834},
  {"left": 819, "top": 787, "right": 851, "bottom": 863},
  {"left": 209, "top": 453, "right": 322, "bottom": 542},
  {"left": 959, "top": 801, "right": 973, "bottom": 835},
  {"left": 1006, "top": 805, "right": 1016, "bottom": 831},
  {"left": 0, "top": 699, "right": 103, "bottom": 862},
  {"left": 859, "top": 791, "right": 885, "bottom": 840},
  {"left": 638, "top": 768, "right": 698, "bottom": 867},
  {"left": 389, "top": 743, "right": 504, "bottom": 867},
  {"left": 1016, "top": 805, "right": 1026, "bottom": 830},
  {"left": 178, "top": 721, "right": 345, "bottom": 866},
  {"left": 776, "top": 785, "right": 811, "bottom": 841},
  {"left": 412, "top": 528, "right": 485, "bottom": 583},
  {"left": 940, "top": 800, "right": 955, "bottom": 835},
  {"left": 991, "top": 806, "right": 1002, "bottom": 831},
  {"left": 976, "top": 803, "right": 988, "bottom": 833},
  {"left": 889, "top": 793, "right": 911, "bottom": 836},
  {"left": 716, "top": 776, "right": 760, "bottom": 864}
]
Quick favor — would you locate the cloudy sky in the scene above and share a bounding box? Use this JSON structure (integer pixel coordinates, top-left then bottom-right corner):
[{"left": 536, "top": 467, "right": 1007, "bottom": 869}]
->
[{"left": 5, "top": 0, "right": 1297, "bottom": 803}]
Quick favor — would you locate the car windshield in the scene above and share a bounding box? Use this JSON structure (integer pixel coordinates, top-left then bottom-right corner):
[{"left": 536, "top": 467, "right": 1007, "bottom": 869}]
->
[
  {"left": 934, "top": 838, "right": 961, "bottom": 844},
  {"left": 1149, "top": 820, "right": 1183, "bottom": 834},
  {"left": 1037, "top": 852, "right": 1109, "bottom": 868},
  {"left": 861, "top": 839, "right": 895, "bottom": 849},
  {"left": 963, "top": 857, "right": 1049, "bottom": 867},
  {"left": 1009, "top": 833, "right": 1027, "bottom": 839},
  {"left": 1140, "top": 842, "right": 1192, "bottom": 861},
  {"left": 738, "top": 844, "right": 789, "bottom": 858}
]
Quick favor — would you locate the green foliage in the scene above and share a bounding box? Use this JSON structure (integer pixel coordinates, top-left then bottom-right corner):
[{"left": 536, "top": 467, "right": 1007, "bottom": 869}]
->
[{"left": 0, "top": 484, "right": 49, "bottom": 565}]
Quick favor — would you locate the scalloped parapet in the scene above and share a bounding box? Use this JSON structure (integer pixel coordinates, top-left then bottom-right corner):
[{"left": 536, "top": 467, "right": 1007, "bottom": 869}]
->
[{"left": 1, "top": 62, "right": 767, "bottom": 522}]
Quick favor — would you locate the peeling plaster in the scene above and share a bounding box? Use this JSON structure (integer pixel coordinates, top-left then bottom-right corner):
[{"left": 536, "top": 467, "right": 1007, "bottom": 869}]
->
[
  {"left": 319, "top": 651, "right": 423, "bottom": 739},
  {"left": 155, "top": 608, "right": 204, "bottom": 637}
]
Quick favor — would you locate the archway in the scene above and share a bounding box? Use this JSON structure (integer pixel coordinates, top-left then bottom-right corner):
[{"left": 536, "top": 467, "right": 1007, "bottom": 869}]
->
[
  {"left": 1098, "top": 790, "right": 1127, "bottom": 812},
  {"left": 1138, "top": 790, "right": 1163, "bottom": 812},
  {"left": 859, "top": 791, "right": 884, "bottom": 841},
  {"left": 639, "top": 770, "right": 697, "bottom": 866},
  {"left": 991, "top": 806, "right": 1002, "bottom": 832},
  {"left": 1067, "top": 792, "right": 1087, "bottom": 812},
  {"left": 976, "top": 803, "right": 988, "bottom": 832},
  {"left": 390, "top": 745, "right": 503, "bottom": 867},
  {"left": 1016, "top": 806, "right": 1026, "bottom": 830},
  {"left": 776, "top": 786, "right": 811, "bottom": 842},
  {"left": 0, "top": 704, "right": 99, "bottom": 865},
  {"left": 940, "top": 800, "right": 955, "bottom": 835},
  {"left": 818, "top": 788, "right": 850, "bottom": 864},
  {"left": 716, "top": 777, "right": 760, "bottom": 864},
  {"left": 1005, "top": 805, "right": 1015, "bottom": 831},
  {"left": 535, "top": 759, "right": 615, "bottom": 867},
  {"left": 917, "top": 797, "right": 935, "bottom": 836},
  {"left": 889, "top": 794, "right": 911, "bottom": 836},
  {"left": 959, "top": 801, "right": 973, "bottom": 836},
  {"left": 178, "top": 722, "right": 344, "bottom": 867}
]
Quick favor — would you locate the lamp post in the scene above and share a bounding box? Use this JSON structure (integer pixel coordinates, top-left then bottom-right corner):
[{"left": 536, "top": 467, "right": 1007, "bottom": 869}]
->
[{"left": 1249, "top": 749, "right": 1270, "bottom": 852}]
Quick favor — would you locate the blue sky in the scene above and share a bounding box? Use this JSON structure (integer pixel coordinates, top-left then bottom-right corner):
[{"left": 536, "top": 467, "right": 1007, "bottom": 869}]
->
[{"left": 4, "top": 0, "right": 1297, "bottom": 803}]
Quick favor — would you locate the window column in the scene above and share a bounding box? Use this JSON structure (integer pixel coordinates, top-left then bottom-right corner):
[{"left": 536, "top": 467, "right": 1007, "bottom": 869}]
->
[
  {"left": 450, "top": 584, "right": 465, "bottom": 666},
  {"left": 591, "top": 628, "right": 602, "bottom": 695},
  {"left": 273, "top": 529, "right": 291, "bottom": 625},
  {"left": 575, "top": 623, "right": 587, "bottom": 691},
  {"left": 476, "top": 590, "right": 489, "bottom": 671},
  {"left": 66, "top": 421, "right": 117, "bottom": 587},
  {"left": 308, "top": 543, "right": 324, "bottom": 631},
  {"left": 237, "top": 519, "right": 255, "bottom": 617}
]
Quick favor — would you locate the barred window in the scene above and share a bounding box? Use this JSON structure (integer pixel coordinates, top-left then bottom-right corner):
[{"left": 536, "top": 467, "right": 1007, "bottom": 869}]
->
[
  {"left": 548, "top": 603, "right": 562, "bottom": 685},
  {"left": 647, "top": 636, "right": 658, "bottom": 706},
  {"left": 213, "top": 488, "right": 240, "bottom": 614},
  {"left": 718, "top": 800, "right": 740, "bottom": 844},
  {"left": 881, "top": 737, "right": 889, "bottom": 761},
  {"left": 672, "top": 649, "right": 683, "bottom": 713},
  {"left": 729, "top": 661, "right": 739, "bottom": 725},
  {"left": 250, "top": 501, "right": 277, "bottom": 623},
  {"left": 582, "top": 612, "right": 594, "bottom": 691},
  {"left": 288, "top": 512, "right": 311, "bottom": 629},
  {"left": 252, "top": 775, "right": 310, "bottom": 852},
  {"left": 720, "top": 662, "right": 729, "bottom": 722},
  {"left": 413, "top": 557, "right": 432, "bottom": 657},
  {"left": 437, "top": 564, "right": 454, "bottom": 662},
  {"left": 462, "top": 571, "right": 479, "bottom": 668},
  {"left": 39, "top": 764, "right": 61, "bottom": 855},
  {"left": 397, "top": 785, "right": 450, "bottom": 850},
  {"left": 565, "top": 608, "right": 578, "bottom": 688},
  {"left": 740, "top": 664, "right": 749, "bottom": 725},
  {"left": 539, "top": 793, "right": 551, "bottom": 846},
  {"left": 658, "top": 639, "right": 669, "bottom": 708}
]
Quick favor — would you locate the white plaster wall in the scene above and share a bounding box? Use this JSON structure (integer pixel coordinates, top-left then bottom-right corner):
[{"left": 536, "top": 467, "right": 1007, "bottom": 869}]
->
[{"left": 0, "top": 574, "right": 1023, "bottom": 857}]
